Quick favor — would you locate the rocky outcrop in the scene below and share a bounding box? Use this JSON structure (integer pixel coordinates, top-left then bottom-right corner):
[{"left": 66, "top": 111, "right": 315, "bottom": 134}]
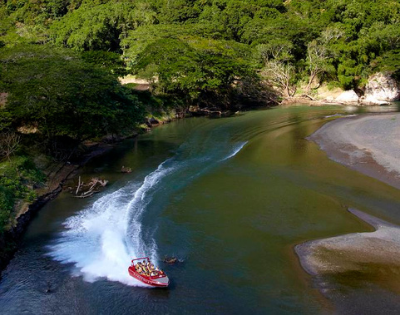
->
[
  {"left": 363, "top": 72, "right": 400, "bottom": 105},
  {"left": 335, "top": 90, "right": 359, "bottom": 104}
]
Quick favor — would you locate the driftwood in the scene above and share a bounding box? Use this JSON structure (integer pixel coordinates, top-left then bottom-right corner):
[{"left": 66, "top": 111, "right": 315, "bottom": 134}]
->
[
  {"left": 301, "top": 94, "right": 316, "bottom": 101},
  {"left": 76, "top": 176, "right": 82, "bottom": 195},
  {"left": 72, "top": 177, "right": 108, "bottom": 198}
]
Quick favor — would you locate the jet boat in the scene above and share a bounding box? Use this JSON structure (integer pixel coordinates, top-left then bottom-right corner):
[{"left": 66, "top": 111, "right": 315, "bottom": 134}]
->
[{"left": 128, "top": 257, "right": 169, "bottom": 288}]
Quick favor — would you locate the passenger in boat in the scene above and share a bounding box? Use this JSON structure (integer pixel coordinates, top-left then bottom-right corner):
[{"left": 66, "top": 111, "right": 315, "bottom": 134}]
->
[
  {"left": 150, "top": 270, "right": 157, "bottom": 277},
  {"left": 136, "top": 264, "right": 143, "bottom": 274},
  {"left": 140, "top": 263, "right": 147, "bottom": 275}
]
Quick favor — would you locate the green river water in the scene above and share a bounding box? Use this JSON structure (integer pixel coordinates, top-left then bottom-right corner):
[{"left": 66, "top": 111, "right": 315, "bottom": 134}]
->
[{"left": 1, "top": 106, "right": 400, "bottom": 314}]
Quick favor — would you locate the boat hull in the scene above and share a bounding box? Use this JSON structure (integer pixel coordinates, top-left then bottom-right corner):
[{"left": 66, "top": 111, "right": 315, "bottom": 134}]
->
[{"left": 128, "top": 266, "right": 169, "bottom": 288}]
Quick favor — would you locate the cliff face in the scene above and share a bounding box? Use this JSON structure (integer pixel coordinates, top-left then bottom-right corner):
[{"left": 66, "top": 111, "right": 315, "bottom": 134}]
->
[{"left": 363, "top": 72, "right": 400, "bottom": 104}]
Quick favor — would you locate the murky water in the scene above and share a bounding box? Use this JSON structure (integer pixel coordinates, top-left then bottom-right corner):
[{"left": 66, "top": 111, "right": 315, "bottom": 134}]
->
[{"left": 1, "top": 105, "right": 400, "bottom": 314}]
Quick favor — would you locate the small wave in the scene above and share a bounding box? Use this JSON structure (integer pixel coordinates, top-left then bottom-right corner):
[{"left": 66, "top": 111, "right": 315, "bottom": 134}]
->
[{"left": 222, "top": 141, "right": 248, "bottom": 161}]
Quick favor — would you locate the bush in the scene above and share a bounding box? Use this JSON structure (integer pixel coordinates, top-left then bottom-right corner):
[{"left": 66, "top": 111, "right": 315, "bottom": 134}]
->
[
  {"left": 0, "top": 156, "right": 45, "bottom": 232},
  {"left": 0, "top": 186, "right": 13, "bottom": 233}
]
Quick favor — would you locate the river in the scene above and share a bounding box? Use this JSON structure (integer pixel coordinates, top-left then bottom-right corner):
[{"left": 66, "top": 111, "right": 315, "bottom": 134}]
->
[{"left": 1, "top": 105, "right": 400, "bottom": 314}]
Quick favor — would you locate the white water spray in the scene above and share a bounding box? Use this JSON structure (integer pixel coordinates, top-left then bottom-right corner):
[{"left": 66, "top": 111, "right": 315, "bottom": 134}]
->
[{"left": 48, "top": 140, "right": 247, "bottom": 286}]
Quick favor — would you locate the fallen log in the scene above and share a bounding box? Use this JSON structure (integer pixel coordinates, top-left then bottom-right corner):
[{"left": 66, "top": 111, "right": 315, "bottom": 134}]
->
[{"left": 73, "top": 177, "right": 108, "bottom": 198}]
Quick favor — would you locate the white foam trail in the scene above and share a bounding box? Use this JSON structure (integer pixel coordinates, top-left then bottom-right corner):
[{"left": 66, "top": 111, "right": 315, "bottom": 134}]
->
[
  {"left": 222, "top": 141, "right": 248, "bottom": 161},
  {"left": 48, "top": 160, "right": 176, "bottom": 287},
  {"left": 48, "top": 141, "right": 248, "bottom": 286}
]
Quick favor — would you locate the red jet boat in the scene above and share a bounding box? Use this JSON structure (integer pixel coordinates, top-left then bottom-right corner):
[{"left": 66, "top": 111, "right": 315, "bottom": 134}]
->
[{"left": 128, "top": 257, "right": 169, "bottom": 288}]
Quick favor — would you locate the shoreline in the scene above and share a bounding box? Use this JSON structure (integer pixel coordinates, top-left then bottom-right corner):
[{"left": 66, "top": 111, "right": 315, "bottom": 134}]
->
[
  {"left": 295, "top": 208, "right": 399, "bottom": 276},
  {"left": 0, "top": 108, "right": 191, "bottom": 277},
  {"left": 297, "top": 113, "right": 400, "bottom": 312},
  {"left": 0, "top": 142, "right": 116, "bottom": 276},
  {"left": 0, "top": 124, "right": 161, "bottom": 276},
  {"left": 295, "top": 208, "right": 400, "bottom": 313},
  {"left": 308, "top": 112, "right": 400, "bottom": 190}
]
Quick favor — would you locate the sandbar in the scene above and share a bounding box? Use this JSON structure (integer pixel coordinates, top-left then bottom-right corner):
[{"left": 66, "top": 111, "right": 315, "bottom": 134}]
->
[{"left": 309, "top": 113, "right": 400, "bottom": 189}]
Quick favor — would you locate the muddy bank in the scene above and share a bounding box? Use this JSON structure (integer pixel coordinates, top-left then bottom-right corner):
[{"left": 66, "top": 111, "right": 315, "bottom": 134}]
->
[{"left": 309, "top": 113, "right": 400, "bottom": 189}]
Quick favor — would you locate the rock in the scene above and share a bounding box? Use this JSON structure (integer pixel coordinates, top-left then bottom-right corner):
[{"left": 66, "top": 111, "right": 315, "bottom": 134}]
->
[
  {"left": 359, "top": 96, "right": 389, "bottom": 106},
  {"left": 364, "top": 72, "right": 400, "bottom": 104},
  {"left": 325, "top": 96, "right": 334, "bottom": 103},
  {"left": 335, "top": 90, "right": 359, "bottom": 104}
]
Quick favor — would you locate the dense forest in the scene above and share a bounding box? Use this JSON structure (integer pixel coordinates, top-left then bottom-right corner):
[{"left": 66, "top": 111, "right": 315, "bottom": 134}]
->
[{"left": 1, "top": 0, "right": 400, "bottom": 231}]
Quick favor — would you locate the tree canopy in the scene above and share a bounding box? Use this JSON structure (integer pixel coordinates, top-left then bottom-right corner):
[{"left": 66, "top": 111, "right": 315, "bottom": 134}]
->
[
  {"left": 0, "top": 46, "right": 144, "bottom": 143},
  {"left": 1, "top": 0, "right": 400, "bottom": 100}
]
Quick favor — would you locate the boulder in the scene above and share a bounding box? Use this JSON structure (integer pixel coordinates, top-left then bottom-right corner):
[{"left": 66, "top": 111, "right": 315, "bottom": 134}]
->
[
  {"left": 335, "top": 90, "right": 359, "bottom": 104},
  {"left": 359, "top": 96, "right": 389, "bottom": 106},
  {"left": 325, "top": 96, "right": 335, "bottom": 103},
  {"left": 364, "top": 72, "right": 400, "bottom": 103}
]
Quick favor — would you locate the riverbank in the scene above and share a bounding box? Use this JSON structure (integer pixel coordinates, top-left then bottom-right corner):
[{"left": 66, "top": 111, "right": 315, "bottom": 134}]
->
[
  {"left": 0, "top": 105, "right": 191, "bottom": 277},
  {"left": 297, "top": 112, "right": 400, "bottom": 312},
  {"left": 296, "top": 208, "right": 400, "bottom": 277},
  {"left": 309, "top": 112, "right": 400, "bottom": 189},
  {"left": 0, "top": 142, "right": 115, "bottom": 275}
]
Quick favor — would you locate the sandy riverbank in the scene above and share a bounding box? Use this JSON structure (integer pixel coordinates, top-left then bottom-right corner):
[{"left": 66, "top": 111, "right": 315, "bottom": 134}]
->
[
  {"left": 296, "top": 208, "right": 400, "bottom": 277},
  {"left": 296, "top": 208, "right": 400, "bottom": 314},
  {"left": 309, "top": 113, "right": 400, "bottom": 189},
  {"left": 297, "top": 113, "right": 400, "bottom": 313}
]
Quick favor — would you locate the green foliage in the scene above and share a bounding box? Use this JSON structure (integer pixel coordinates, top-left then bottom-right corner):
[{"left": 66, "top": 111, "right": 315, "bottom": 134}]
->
[
  {"left": 50, "top": 1, "right": 140, "bottom": 52},
  {"left": 0, "top": 156, "right": 44, "bottom": 232},
  {"left": 1, "top": 0, "right": 400, "bottom": 100},
  {"left": 134, "top": 38, "right": 257, "bottom": 106},
  {"left": 0, "top": 45, "right": 144, "bottom": 142},
  {"left": 0, "top": 186, "right": 13, "bottom": 232},
  {"left": 80, "top": 50, "right": 127, "bottom": 77},
  {"left": 0, "top": 111, "right": 12, "bottom": 132},
  {"left": 374, "top": 50, "right": 400, "bottom": 81}
]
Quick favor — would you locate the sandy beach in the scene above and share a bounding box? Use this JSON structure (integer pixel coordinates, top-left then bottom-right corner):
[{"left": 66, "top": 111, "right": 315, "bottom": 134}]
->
[{"left": 309, "top": 113, "right": 400, "bottom": 189}]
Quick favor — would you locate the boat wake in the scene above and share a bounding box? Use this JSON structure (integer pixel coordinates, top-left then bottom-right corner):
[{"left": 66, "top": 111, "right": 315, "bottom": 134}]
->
[
  {"left": 47, "top": 139, "right": 247, "bottom": 286},
  {"left": 222, "top": 141, "right": 247, "bottom": 161}
]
